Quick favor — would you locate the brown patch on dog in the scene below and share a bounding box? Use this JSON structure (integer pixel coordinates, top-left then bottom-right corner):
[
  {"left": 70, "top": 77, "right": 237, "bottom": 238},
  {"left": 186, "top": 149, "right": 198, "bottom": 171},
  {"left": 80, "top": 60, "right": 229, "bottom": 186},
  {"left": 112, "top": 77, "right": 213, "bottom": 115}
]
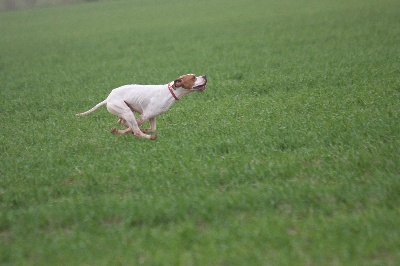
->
[{"left": 173, "top": 74, "right": 196, "bottom": 90}]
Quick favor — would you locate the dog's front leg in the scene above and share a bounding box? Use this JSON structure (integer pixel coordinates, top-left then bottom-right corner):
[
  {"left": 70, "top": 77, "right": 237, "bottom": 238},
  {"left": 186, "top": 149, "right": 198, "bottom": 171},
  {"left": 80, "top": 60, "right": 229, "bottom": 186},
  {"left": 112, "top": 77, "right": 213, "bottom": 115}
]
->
[
  {"left": 136, "top": 115, "right": 156, "bottom": 133},
  {"left": 141, "top": 117, "right": 156, "bottom": 133}
]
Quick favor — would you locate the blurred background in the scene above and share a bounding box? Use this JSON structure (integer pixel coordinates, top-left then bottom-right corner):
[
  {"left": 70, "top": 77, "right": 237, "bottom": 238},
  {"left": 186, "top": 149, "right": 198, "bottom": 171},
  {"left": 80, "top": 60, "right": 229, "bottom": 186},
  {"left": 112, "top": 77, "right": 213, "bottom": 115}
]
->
[{"left": 2, "top": 0, "right": 98, "bottom": 10}]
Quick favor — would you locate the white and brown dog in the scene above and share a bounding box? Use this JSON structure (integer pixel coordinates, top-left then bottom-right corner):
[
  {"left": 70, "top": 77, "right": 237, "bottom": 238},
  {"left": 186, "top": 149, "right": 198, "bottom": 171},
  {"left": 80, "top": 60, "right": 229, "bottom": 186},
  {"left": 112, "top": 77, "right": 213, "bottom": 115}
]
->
[{"left": 76, "top": 74, "right": 207, "bottom": 140}]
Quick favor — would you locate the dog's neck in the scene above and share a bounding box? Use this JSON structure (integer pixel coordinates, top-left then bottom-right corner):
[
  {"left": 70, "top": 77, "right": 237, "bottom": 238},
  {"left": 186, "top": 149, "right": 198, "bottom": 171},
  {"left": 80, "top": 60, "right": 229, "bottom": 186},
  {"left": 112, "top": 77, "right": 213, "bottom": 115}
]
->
[{"left": 167, "top": 82, "right": 194, "bottom": 101}]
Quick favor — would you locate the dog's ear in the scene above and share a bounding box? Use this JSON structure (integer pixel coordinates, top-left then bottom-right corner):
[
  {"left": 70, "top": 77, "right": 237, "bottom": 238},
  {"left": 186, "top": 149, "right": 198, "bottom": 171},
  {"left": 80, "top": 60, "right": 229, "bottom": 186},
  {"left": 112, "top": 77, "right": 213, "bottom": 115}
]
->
[{"left": 173, "top": 78, "right": 183, "bottom": 89}]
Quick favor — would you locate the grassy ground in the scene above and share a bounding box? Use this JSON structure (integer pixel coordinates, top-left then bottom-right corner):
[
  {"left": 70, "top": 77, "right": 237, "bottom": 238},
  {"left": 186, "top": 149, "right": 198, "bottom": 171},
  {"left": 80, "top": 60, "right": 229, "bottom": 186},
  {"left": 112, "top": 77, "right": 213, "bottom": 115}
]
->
[{"left": 1, "top": 0, "right": 399, "bottom": 264}]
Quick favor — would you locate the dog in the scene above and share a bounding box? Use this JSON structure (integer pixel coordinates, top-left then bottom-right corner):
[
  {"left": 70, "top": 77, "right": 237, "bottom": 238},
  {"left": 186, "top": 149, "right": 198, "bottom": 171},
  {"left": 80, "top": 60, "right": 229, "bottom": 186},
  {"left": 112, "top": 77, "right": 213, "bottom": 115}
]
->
[{"left": 75, "top": 74, "right": 207, "bottom": 140}]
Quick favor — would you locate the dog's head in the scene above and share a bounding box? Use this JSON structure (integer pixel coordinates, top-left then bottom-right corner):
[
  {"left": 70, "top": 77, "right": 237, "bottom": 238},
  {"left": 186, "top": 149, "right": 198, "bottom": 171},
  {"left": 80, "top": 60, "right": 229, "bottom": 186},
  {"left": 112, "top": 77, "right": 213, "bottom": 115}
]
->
[{"left": 173, "top": 74, "right": 207, "bottom": 92}]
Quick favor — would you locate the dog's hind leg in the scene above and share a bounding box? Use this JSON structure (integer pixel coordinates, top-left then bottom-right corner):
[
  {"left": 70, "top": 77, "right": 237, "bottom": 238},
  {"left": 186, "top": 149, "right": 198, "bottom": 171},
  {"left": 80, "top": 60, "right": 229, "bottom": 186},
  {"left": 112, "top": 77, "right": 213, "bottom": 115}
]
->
[
  {"left": 112, "top": 118, "right": 132, "bottom": 134},
  {"left": 107, "top": 102, "right": 155, "bottom": 140},
  {"left": 113, "top": 116, "right": 151, "bottom": 134},
  {"left": 113, "top": 116, "right": 156, "bottom": 134},
  {"left": 118, "top": 118, "right": 129, "bottom": 127},
  {"left": 111, "top": 126, "right": 132, "bottom": 135}
]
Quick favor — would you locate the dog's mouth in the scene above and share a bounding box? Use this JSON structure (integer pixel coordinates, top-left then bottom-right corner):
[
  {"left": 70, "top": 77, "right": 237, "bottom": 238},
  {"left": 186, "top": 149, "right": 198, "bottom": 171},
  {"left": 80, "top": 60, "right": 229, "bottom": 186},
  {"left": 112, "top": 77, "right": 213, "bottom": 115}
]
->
[
  {"left": 194, "top": 84, "right": 206, "bottom": 92},
  {"left": 193, "top": 75, "right": 207, "bottom": 92}
]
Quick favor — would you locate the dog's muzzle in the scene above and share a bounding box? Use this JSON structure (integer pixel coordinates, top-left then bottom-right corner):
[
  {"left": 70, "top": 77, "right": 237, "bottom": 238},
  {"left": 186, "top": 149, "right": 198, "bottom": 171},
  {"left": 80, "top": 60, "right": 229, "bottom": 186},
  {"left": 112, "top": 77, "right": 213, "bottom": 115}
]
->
[{"left": 194, "top": 75, "right": 207, "bottom": 92}]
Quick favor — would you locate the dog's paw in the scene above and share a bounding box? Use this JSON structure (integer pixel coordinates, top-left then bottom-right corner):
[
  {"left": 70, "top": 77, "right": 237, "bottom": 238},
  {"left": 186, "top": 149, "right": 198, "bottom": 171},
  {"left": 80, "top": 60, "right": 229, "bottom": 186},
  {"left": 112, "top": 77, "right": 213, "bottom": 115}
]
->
[
  {"left": 141, "top": 128, "right": 154, "bottom": 133},
  {"left": 111, "top": 128, "right": 119, "bottom": 134},
  {"left": 150, "top": 134, "right": 158, "bottom": 140}
]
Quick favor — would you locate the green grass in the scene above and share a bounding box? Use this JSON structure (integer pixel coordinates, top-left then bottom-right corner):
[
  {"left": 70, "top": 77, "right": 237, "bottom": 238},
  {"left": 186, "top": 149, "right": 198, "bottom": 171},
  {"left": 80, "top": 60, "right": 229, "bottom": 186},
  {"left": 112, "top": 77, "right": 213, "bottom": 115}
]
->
[{"left": 1, "top": 0, "right": 399, "bottom": 264}]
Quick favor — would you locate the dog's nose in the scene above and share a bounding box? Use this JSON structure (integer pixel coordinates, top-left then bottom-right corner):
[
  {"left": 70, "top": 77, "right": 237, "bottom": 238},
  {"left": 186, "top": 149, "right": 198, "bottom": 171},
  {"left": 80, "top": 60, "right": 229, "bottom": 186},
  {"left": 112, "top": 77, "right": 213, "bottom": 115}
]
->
[{"left": 203, "top": 75, "right": 207, "bottom": 82}]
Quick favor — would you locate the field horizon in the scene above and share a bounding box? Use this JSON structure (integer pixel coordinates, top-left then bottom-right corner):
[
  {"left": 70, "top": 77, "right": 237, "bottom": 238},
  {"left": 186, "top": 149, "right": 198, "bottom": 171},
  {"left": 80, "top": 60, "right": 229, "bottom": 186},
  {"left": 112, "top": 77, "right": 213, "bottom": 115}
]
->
[{"left": 1, "top": 0, "right": 399, "bottom": 264}]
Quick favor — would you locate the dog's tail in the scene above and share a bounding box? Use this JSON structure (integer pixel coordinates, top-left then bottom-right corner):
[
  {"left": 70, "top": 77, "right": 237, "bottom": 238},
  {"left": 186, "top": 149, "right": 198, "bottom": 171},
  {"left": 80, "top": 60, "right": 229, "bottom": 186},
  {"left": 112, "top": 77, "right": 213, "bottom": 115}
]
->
[{"left": 75, "top": 100, "right": 107, "bottom": 117}]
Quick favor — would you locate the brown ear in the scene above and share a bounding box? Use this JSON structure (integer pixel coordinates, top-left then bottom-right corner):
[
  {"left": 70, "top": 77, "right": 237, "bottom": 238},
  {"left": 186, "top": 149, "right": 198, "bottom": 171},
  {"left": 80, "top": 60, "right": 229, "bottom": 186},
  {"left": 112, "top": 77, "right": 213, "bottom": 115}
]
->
[{"left": 173, "top": 78, "right": 183, "bottom": 89}]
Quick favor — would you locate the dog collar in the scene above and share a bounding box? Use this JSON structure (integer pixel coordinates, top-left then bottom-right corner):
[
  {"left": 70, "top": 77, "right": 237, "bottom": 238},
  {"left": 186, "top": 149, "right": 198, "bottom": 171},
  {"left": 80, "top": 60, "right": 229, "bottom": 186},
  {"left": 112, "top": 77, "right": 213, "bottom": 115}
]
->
[{"left": 168, "top": 82, "right": 179, "bottom": 101}]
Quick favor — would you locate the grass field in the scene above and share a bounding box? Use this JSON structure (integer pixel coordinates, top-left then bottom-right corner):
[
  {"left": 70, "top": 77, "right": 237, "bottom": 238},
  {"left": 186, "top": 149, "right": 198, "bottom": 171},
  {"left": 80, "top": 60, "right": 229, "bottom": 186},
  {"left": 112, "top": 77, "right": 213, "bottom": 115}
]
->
[{"left": 1, "top": 0, "right": 399, "bottom": 264}]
